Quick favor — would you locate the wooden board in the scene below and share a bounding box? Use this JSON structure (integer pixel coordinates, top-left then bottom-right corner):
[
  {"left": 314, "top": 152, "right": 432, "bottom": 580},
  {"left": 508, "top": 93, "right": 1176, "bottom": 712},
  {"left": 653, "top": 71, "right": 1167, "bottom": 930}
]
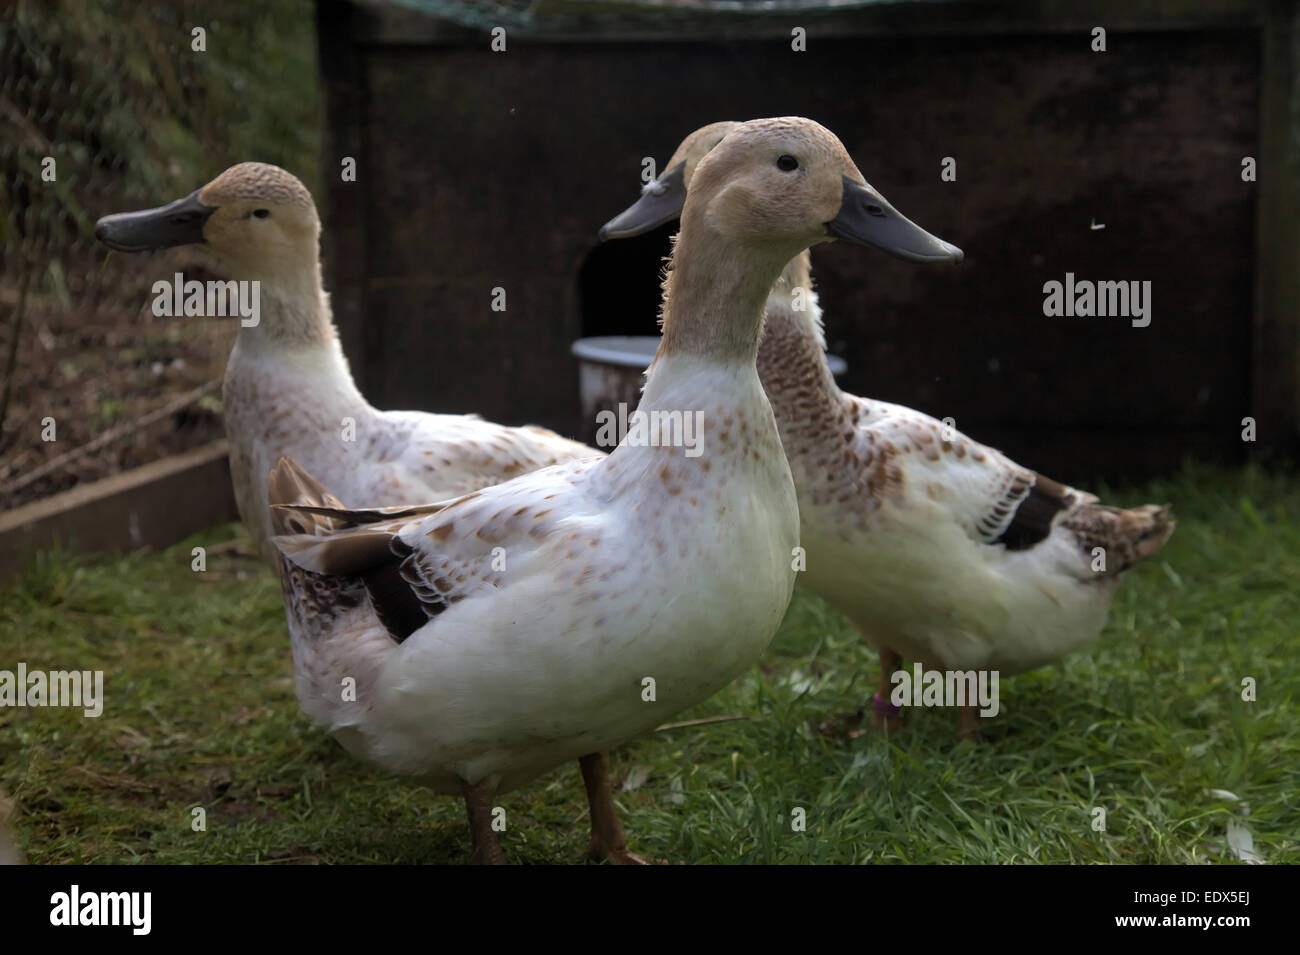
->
[{"left": 0, "top": 441, "right": 238, "bottom": 581}]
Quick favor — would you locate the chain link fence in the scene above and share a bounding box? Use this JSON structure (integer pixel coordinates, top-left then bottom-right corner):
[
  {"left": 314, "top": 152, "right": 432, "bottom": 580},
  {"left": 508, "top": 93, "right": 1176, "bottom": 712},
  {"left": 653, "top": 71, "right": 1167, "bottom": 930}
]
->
[{"left": 0, "top": 0, "right": 319, "bottom": 510}]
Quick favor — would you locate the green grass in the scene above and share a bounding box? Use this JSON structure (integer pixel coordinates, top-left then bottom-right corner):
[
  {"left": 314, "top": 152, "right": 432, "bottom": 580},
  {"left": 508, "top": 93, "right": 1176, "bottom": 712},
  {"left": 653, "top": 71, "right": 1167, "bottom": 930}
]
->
[{"left": 1, "top": 464, "right": 1296, "bottom": 864}]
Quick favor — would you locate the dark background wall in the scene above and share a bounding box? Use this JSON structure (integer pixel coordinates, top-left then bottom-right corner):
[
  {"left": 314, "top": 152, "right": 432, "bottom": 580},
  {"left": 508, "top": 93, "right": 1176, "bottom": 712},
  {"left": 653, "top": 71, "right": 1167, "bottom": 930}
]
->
[{"left": 321, "top": 2, "right": 1283, "bottom": 484}]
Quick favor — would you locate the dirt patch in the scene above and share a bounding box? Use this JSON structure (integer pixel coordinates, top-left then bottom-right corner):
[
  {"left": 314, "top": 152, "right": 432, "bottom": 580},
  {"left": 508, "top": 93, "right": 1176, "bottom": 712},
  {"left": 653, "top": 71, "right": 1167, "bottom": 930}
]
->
[{"left": 0, "top": 248, "right": 234, "bottom": 511}]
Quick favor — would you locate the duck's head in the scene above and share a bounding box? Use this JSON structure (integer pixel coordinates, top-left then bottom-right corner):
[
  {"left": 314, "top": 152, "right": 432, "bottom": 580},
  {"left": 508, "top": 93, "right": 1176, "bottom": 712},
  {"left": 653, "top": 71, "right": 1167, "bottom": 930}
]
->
[
  {"left": 601, "top": 116, "right": 962, "bottom": 265},
  {"left": 95, "top": 162, "right": 320, "bottom": 277},
  {"left": 599, "top": 121, "right": 739, "bottom": 240}
]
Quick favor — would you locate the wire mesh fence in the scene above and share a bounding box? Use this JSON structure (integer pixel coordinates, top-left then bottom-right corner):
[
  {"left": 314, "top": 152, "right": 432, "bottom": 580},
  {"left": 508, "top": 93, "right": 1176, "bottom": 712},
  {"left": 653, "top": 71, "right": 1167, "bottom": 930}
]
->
[{"left": 0, "top": 0, "right": 319, "bottom": 510}]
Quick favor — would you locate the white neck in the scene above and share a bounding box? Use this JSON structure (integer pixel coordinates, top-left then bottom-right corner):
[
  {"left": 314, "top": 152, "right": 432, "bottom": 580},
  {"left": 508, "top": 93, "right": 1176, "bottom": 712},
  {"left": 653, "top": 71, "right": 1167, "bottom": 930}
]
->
[
  {"left": 232, "top": 260, "right": 334, "bottom": 354},
  {"left": 655, "top": 214, "right": 796, "bottom": 365},
  {"left": 224, "top": 259, "right": 369, "bottom": 416},
  {"left": 600, "top": 212, "right": 800, "bottom": 491}
]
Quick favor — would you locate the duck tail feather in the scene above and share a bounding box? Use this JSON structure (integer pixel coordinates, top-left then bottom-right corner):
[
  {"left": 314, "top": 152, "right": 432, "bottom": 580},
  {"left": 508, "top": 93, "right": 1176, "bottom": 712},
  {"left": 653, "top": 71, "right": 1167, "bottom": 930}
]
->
[{"left": 1067, "top": 502, "right": 1175, "bottom": 575}]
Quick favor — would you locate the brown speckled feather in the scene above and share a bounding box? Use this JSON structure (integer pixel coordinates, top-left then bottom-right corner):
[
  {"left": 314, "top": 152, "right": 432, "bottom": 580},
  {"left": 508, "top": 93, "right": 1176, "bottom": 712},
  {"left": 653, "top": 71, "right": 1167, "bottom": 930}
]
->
[{"left": 754, "top": 259, "right": 1173, "bottom": 571}]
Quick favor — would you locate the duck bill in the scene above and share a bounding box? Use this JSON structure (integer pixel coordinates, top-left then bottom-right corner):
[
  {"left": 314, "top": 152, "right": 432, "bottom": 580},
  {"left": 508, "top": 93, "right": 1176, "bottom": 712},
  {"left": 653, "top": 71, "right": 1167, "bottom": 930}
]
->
[
  {"left": 598, "top": 162, "right": 687, "bottom": 240},
  {"left": 826, "top": 177, "right": 963, "bottom": 264},
  {"left": 94, "top": 189, "right": 217, "bottom": 253}
]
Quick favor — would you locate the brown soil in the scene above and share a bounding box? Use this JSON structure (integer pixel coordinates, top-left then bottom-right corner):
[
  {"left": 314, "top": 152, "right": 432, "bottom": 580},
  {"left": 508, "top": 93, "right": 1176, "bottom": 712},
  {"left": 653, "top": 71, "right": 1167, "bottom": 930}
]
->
[{"left": 0, "top": 247, "right": 235, "bottom": 512}]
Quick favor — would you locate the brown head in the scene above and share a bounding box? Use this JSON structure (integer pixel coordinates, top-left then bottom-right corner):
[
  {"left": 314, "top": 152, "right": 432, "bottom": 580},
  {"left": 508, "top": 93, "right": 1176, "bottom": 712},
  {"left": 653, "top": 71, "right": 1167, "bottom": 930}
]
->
[
  {"left": 599, "top": 121, "right": 738, "bottom": 240},
  {"left": 95, "top": 162, "right": 321, "bottom": 280},
  {"left": 601, "top": 117, "right": 962, "bottom": 265},
  {"left": 644, "top": 118, "right": 960, "bottom": 361}
]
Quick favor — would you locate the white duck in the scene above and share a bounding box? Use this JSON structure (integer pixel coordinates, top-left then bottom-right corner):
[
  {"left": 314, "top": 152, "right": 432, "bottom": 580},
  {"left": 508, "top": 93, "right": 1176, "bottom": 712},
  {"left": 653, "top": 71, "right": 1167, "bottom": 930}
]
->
[
  {"left": 602, "top": 122, "right": 1174, "bottom": 739},
  {"left": 94, "top": 163, "right": 597, "bottom": 564},
  {"left": 267, "top": 117, "right": 954, "bottom": 862}
]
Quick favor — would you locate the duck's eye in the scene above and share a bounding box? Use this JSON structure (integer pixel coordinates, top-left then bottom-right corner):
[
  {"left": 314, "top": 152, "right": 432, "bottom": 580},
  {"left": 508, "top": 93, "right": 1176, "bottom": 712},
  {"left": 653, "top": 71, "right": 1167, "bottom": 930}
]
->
[
  {"left": 776, "top": 155, "right": 799, "bottom": 172},
  {"left": 252, "top": 209, "right": 270, "bottom": 219}
]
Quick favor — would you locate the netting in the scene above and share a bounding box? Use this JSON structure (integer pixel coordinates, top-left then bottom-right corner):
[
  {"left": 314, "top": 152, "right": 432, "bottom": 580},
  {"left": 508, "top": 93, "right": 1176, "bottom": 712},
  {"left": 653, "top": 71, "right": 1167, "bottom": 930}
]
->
[
  {"left": 0, "top": 0, "right": 319, "bottom": 510},
  {"left": 403, "top": 0, "right": 928, "bottom": 32}
]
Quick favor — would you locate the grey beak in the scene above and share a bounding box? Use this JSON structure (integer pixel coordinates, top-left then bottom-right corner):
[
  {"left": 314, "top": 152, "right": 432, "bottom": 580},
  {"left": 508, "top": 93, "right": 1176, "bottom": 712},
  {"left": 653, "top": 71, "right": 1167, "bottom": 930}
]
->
[
  {"left": 598, "top": 163, "right": 687, "bottom": 241},
  {"left": 826, "top": 177, "right": 963, "bottom": 264},
  {"left": 94, "top": 189, "right": 217, "bottom": 253}
]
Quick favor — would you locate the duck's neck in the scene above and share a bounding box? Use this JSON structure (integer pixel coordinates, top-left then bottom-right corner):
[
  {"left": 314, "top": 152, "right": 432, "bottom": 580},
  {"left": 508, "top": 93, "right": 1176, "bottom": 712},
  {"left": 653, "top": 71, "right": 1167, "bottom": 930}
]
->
[
  {"left": 772, "top": 249, "right": 813, "bottom": 301},
  {"left": 755, "top": 250, "right": 847, "bottom": 432},
  {"left": 225, "top": 260, "right": 368, "bottom": 409},
  {"left": 606, "top": 221, "right": 797, "bottom": 503},
  {"left": 656, "top": 221, "right": 793, "bottom": 367},
  {"left": 233, "top": 260, "right": 336, "bottom": 353}
]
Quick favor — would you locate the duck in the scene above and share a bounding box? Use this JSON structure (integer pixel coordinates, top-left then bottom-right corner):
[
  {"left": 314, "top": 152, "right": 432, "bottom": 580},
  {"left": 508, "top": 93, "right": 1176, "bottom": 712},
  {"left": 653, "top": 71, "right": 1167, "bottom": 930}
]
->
[
  {"left": 94, "top": 163, "right": 598, "bottom": 564},
  {"left": 601, "top": 121, "right": 1174, "bottom": 739},
  {"left": 266, "top": 117, "right": 955, "bottom": 862}
]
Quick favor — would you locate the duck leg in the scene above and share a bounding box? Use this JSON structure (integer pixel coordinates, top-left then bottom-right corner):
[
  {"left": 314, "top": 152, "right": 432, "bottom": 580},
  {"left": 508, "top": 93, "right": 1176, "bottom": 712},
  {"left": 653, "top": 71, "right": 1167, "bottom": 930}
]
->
[
  {"left": 872, "top": 646, "right": 903, "bottom": 731},
  {"left": 579, "top": 751, "right": 649, "bottom": 865},
  {"left": 461, "top": 778, "right": 507, "bottom": 865}
]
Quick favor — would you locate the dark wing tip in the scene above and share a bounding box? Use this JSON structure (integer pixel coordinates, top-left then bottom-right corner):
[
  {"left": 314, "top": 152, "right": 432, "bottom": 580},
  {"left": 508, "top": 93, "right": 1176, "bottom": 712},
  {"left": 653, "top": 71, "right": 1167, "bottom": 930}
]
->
[{"left": 993, "top": 473, "right": 1072, "bottom": 551}]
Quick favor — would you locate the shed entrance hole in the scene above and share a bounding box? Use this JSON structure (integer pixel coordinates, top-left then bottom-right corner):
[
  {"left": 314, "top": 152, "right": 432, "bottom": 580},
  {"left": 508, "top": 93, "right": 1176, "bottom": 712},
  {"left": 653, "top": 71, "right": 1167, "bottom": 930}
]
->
[{"left": 578, "top": 223, "right": 675, "bottom": 339}]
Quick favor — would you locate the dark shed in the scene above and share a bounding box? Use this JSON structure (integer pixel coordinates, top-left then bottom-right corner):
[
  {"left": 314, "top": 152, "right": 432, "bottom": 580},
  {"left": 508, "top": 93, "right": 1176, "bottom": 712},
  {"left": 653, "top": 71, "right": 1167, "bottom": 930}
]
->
[{"left": 317, "top": 0, "right": 1300, "bottom": 480}]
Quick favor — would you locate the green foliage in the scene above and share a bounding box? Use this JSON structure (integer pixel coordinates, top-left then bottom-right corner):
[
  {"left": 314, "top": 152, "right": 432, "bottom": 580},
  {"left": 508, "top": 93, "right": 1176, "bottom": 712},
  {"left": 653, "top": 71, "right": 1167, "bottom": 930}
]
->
[{"left": 1, "top": 0, "right": 320, "bottom": 261}]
